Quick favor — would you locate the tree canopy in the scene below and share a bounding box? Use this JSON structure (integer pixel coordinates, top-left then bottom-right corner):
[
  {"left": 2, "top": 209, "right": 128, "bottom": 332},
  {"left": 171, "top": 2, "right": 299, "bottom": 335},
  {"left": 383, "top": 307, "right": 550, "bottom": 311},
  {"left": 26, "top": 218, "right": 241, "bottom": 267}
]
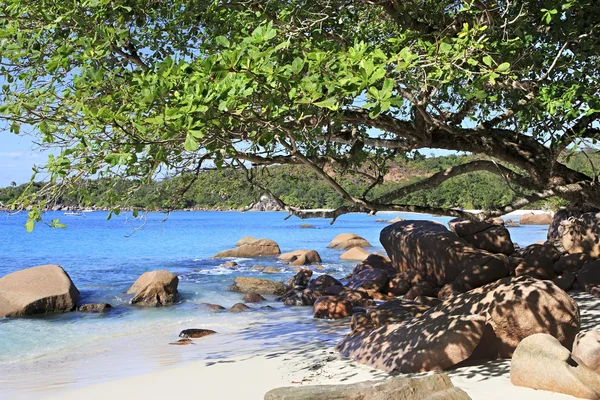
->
[{"left": 1, "top": 0, "right": 599, "bottom": 227}]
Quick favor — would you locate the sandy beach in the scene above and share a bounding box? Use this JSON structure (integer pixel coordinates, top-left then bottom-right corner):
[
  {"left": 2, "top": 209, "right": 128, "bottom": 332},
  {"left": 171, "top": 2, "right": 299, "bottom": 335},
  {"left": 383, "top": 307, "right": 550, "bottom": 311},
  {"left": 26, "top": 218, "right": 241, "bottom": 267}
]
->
[{"left": 33, "top": 290, "right": 598, "bottom": 400}]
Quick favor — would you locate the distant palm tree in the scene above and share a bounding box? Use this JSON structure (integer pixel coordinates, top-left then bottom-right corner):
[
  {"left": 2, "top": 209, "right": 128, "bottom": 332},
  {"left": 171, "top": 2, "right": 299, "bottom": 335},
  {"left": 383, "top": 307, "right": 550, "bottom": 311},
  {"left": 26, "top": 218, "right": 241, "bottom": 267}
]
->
[{"left": 10, "top": 181, "right": 16, "bottom": 187}]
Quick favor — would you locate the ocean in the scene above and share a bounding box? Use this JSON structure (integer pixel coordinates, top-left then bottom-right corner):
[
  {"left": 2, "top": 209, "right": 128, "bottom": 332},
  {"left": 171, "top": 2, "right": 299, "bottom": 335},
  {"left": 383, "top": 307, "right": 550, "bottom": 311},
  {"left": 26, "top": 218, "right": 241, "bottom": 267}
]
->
[{"left": 0, "top": 210, "right": 549, "bottom": 397}]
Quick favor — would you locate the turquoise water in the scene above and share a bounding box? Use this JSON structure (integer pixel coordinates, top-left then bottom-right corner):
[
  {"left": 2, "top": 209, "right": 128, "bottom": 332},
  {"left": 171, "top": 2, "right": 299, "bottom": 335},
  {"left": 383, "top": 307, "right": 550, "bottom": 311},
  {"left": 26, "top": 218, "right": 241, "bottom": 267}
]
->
[{"left": 0, "top": 211, "right": 548, "bottom": 395}]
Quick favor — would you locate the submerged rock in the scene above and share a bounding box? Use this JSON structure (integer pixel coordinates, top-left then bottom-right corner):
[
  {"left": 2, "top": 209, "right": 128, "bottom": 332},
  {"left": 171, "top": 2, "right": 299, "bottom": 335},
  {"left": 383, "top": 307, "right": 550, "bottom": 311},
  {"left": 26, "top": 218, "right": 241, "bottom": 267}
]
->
[
  {"left": 510, "top": 333, "right": 600, "bottom": 399},
  {"left": 201, "top": 303, "right": 226, "bottom": 311},
  {"left": 126, "top": 270, "right": 178, "bottom": 307},
  {"left": 262, "top": 266, "right": 282, "bottom": 274},
  {"left": 230, "top": 303, "right": 251, "bottom": 312},
  {"left": 229, "top": 277, "right": 286, "bottom": 295},
  {"left": 264, "top": 374, "right": 471, "bottom": 400},
  {"left": 170, "top": 338, "right": 194, "bottom": 346},
  {"left": 179, "top": 329, "right": 217, "bottom": 339},
  {"left": 0, "top": 264, "right": 80, "bottom": 318},
  {"left": 79, "top": 303, "right": 112, "bottom": 313},
  {"left": 243, "top": 293, "right": 266, "bottom": 303}
]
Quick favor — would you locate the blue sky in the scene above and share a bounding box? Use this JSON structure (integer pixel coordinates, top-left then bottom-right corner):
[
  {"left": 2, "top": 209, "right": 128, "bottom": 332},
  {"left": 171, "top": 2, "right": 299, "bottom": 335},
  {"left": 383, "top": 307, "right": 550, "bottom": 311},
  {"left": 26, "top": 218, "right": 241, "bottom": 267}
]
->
[{"left": 0, "top": 131, "right": 48, "bottom": 187}]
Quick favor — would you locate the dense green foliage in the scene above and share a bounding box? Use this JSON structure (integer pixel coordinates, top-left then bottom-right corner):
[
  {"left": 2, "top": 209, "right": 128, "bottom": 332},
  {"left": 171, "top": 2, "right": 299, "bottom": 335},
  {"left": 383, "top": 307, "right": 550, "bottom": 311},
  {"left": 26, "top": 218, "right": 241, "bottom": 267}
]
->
[
  {"left": 1, "top": 1, "right": 599, "bottom": 228},
  {"left": 3, "top": 152, "right": 596, "bottom": 212}
]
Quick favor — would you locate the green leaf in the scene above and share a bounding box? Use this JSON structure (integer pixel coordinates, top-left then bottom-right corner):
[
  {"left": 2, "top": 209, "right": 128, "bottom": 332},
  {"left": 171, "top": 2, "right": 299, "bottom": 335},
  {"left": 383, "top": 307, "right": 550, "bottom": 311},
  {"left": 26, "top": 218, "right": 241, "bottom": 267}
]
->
[
  {"left": 216, "top": 36, "right": 230, "bottom": 48},
  {"left": 314, "top": 97, "right": 338, "bottom": 110},
  {"left": 184, "top": 134, "right": 199, "bottom": 151},
  {"left": 496, "top": 62, "right": 510, "bottom": 72},
  {"left": 25, "top": 219, "right": 35, "bottom": 233},
  {"left": 483, "top": 56, "right": 494, "bottom": 68}
]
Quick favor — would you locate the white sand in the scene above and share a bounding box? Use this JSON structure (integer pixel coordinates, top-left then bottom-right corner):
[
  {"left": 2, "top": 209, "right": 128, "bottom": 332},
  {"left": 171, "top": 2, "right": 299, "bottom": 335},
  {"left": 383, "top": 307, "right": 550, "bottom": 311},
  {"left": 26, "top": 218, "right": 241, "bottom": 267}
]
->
[{"left": 38, "top": 291, "right": 600, "bottom": 400}]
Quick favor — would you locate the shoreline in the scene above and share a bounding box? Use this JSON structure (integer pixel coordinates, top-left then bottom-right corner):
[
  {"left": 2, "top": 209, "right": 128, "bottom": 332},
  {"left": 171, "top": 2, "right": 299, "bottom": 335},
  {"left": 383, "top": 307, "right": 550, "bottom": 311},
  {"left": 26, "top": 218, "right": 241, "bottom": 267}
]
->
[{"left": 39, "top": 290, "right": 600, "bottom": 400}]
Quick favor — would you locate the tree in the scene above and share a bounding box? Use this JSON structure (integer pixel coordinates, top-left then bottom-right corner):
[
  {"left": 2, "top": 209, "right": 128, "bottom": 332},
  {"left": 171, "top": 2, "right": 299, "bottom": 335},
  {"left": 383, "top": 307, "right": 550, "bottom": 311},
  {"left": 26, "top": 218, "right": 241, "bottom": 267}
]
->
[{"left": 0, "top": 0, "right": 599, "bottom": 227}]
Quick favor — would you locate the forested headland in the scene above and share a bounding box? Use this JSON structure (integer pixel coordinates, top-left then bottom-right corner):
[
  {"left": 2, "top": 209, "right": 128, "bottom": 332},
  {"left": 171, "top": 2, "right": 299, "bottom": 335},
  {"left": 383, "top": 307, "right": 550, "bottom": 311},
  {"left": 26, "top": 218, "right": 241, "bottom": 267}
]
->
[{"left": 2, "top": 151, "right": 596, "bottom": 213}]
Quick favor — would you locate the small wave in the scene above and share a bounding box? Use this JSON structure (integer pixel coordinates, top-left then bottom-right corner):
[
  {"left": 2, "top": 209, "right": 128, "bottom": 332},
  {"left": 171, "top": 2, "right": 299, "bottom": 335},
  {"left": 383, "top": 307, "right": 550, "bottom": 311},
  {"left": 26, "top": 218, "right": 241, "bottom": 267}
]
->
[{"left": 193, "top": 267, "right": 235, "bottom": 276}]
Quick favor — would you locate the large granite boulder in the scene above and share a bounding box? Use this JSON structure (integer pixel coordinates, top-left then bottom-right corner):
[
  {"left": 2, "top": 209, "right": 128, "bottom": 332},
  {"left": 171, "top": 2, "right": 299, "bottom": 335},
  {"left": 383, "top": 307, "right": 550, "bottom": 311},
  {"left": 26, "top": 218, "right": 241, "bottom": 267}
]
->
[
  {"left": 346, "top": 268, "right": 389, "bottom": 295},
  {"left": 554, "top": 253, "right": 595, "bottom": 275},
  {"left": 438, "top": 254, "right": 511, "bottom": 298},
  {"left": 308, "top": 275, "right": 343, "bottom": 292},
  {"left": 548, "top": 206, "right": 600, "bottom": 241},
  {"left": 287, "top": 268, "right": 313, "bottom": 289},
  {"left": 514, "top": 243, "right": 560, "bottom": 280},
  {"left": 449, "top": 219, "right": 514, "bottom": 255},
  {"left": 380, "top": 220, "right": 493, "bottom": 287},
  {"left": 573, "top": 330, "right": 600, "bottom": 374},
  {"left": 328, "top": 233, "right": 372, "bottom": 250},
  {"left": 510, "top": 333, "right": 600, "bottom": 399},
  {"left": 520, "top": 212, "right": 553, "bottom": 225},
  {"left": 557, "top": 212, "right": 600, "bottom": 258},
  {"left": 278, "top": 249, "right": 321, "bottom": 266},
  {"left": 127, "top": 270, "right": 178, "bottom": 306},
  {"left": 229, "top": 277, "right": 286, "bottom": 295},
  {"left": 351, "top": 254, "right": 397, "bottom": 278},
  {"left": 313, "top": 296, "right": 353, "bottom": 319},
  {"left": 337, "top": 276, "right": 580, "bottom": 372},
  {"left": 264, "top": 374, "right": 472, "bottom": 400},
  {"left": 0, "top": 264, "right": 80, "bottom": 318},
  {"left": 212, "top": 238, "right": 281, "bottom": 258},
  {"left": 337, "top": 314, "right": 487, "bottom": 373},
  {"left": 432, "top": 276, "right": 580, "bottom": 359},
  {"left": 576, "top": 260, "right": 600, "bottom": 297}
]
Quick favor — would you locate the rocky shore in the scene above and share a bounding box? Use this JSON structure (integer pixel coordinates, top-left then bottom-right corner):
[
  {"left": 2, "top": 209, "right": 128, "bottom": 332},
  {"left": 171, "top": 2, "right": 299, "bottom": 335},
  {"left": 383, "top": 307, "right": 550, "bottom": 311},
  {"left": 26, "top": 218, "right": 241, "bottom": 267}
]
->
[{"left": 2, "top": 208, "right": 600, "bottom": 399}]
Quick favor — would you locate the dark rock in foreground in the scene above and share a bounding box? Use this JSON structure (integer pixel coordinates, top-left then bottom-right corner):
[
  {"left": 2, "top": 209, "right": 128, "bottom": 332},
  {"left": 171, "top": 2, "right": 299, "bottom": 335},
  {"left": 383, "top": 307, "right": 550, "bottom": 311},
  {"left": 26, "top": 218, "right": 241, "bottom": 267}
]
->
[
  {"left": 126, "top": 270, "right": 178, "bottom": 306},
  {"left": 179, "top": 328, "right": 217, "bottom": 339},
  {"left": 337, "top": 276, "right": 580, "bottom": 372},
  {"left": 380, "top": 220, "right": 495, "bottom": 288},
  {"left": 0, "top": 264, "right": 80, "bottom": 318},
  {"left": 264, "top": 373, "right": 471, "bottom": 400}
]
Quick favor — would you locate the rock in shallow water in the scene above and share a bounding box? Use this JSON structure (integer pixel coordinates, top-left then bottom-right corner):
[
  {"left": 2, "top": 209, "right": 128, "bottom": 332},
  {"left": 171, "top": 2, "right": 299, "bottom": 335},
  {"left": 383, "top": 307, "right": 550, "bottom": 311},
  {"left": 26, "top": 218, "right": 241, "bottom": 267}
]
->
[
  {"left": 213, "top": 238, "right": 281, "bottom": 258},
  {"left": 126, "top": 270, "right": 178, "bottom": 307},
  {"left": 264, "top": 373, "right": 471, "bottom": 400},
  {"left": 327, "top": 233, "right": 372, "bottom": 250},
  {"left": 179, "top": 329, "right": 217, "bottom": 339},
  {"left": 230, "top": 303, "right": 251, "bottom": 312},
  {"left": 313, "top": 296, "right": 353, "bottom": 319},
  {"left": 170, "top": 338, "right": 194, "bottom": 346},
  {"left": 243, "top": 293, "right": 266, "bottom": 303},
  {"left": 79, "top": 303, "right": 112, "bottom": 313},
  {"left": 229, "top": 277, "right": 286, "bottom": 295},
  {"left": 0, "top": 264, "right": 80, "bottom": 318}
]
